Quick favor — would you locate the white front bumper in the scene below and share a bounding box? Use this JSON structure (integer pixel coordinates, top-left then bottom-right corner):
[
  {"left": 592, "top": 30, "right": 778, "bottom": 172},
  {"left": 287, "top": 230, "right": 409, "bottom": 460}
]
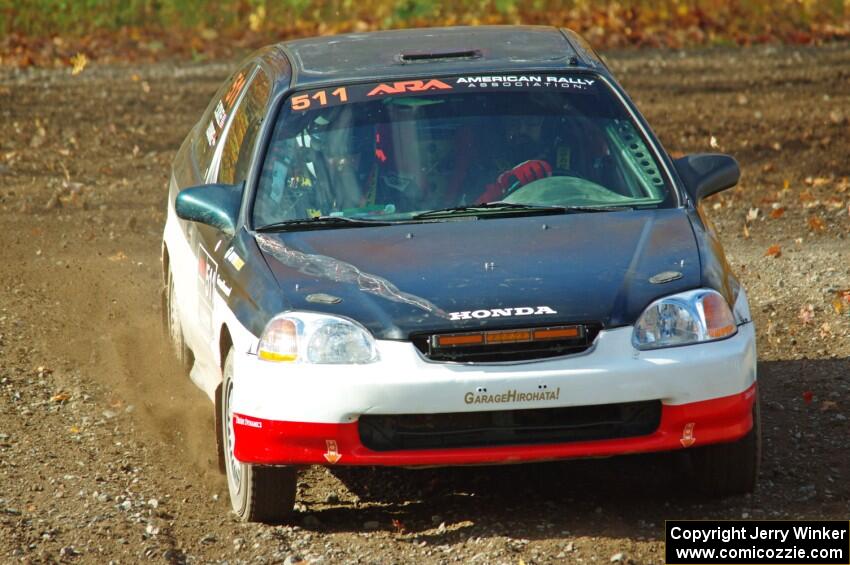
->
[{"left": 232, "top": 323, "right": 756, "bottom": 424}]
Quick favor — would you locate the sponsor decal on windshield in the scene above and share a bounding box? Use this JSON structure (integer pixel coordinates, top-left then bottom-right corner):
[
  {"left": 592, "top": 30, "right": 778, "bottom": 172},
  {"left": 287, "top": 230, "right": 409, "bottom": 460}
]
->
[
  {"left": 287, "top": 74, "right": 596, "bottom": 112},
  {"left": 367, "top": 79, "right": 452, "bottom": 96},
  {"left": 456, "top": 75, "right": 595, "bottom": 90}
]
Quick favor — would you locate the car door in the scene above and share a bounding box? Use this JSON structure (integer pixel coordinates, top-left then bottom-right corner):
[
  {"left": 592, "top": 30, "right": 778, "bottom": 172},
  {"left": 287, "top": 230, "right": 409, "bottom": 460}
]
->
[{"left": 186, "top": 64, "right": 272, "bottom": 384}]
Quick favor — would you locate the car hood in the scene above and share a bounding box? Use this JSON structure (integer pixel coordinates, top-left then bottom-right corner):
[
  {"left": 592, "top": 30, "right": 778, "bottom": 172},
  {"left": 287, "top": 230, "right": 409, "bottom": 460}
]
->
[{"left": 255, "top": 209, "right": 701, "bottom": 340}]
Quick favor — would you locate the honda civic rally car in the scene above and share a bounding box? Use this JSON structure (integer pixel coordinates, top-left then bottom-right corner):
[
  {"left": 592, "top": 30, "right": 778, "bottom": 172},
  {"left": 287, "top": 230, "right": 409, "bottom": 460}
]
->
[{"left": 161, "top": 26, "right": 759, "bottom": 522}]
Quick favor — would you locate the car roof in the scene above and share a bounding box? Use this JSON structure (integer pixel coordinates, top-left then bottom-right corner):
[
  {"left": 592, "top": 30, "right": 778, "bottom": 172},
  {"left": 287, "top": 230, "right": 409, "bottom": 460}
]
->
[{"left": 273, "top": 25, "right": 602, "bottom": 89}]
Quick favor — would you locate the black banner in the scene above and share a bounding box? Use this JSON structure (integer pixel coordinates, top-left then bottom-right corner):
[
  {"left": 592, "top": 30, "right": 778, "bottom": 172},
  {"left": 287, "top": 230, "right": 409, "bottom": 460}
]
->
[{"left": 666, "top": 520, "right": 849, "bottom": 564}]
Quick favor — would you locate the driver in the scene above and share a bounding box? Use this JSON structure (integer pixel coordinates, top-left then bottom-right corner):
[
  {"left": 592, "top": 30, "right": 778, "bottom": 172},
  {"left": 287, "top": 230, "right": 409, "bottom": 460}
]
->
[{"left": 477, "top": 115, "right": 554, "bottom": 203}]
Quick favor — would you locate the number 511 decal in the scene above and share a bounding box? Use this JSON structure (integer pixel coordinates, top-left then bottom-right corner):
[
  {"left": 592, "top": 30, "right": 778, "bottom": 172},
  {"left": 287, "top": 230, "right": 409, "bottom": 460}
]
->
[{"left": 290, "top": 87, "right": 348, "bottom": 111}]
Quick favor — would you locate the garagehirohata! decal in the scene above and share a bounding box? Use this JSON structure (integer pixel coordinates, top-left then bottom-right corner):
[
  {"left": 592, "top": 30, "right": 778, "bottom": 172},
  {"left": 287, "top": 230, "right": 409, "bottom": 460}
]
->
[
  {"left": 449, "top": 306, "right": 557, "bottom": 321},
  {"left": 464, "top": 386, "right": 561, "bottom": 405}
]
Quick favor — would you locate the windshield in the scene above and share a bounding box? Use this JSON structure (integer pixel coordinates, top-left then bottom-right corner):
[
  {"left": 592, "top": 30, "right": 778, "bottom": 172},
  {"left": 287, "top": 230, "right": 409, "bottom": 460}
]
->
[{"left": 253, "top": 74, "right": 674, "bottom": 227}]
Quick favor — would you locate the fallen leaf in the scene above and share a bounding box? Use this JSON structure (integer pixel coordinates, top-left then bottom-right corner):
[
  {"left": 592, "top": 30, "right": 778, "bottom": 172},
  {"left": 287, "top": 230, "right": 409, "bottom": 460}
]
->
[
  {"left": 108, "top": 251, "right": 127, "bottom": 262},
  {"left": 807, "top": 216, "right": 825, "bottom": 232},
  {"left": 746, "top": 207, "right": 759, "bottom": 221},
  {"left": 832, "top": 290, "right": 850, "bottom": 314},
  {"left": 51, "top": 392, "right": 70, "bottom": 403},
  {"left": 819, "top": 322, "right": 832, "bottom": 338},
  {"left": 824, "top": 197, "right": 844, "bottom": 209},
  {"left": 391, "top": 518, "right": 406, "bottom": 534},
  {"left": 798, "top": 304, "right": 815, "bottom": 325},
  {"left": 248, "top": 5, "right": 266, "bottom": 32},
  {"left": 770, "top": 207, "right": 785, "bottom": 219},
  {"left": 802, "top": 390, "right": 814, "bottom": 405},
  {"left": 709, "top": 135, "right": 719, "bottom": 149},
  {"left": 764, "top": 244, "right": 781, "bottom": 258},
  {"left": 742, "top": 223, "right": 750, "bottom": 239},
  {"left": 70, "top": 52, "right": 88, "bottom": 75},
  {"left": 820, "top": 400, "right": 838, "bottom": 412},
  {"left": 69, "top": 426, "right": 81, "bottom": 434}
]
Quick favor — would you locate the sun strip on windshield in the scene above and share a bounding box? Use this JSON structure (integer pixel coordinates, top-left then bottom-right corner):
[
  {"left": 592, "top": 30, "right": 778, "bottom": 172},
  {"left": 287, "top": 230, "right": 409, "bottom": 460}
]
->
[{"left": 286, "top": 74, "right": 599, "bottom": 113}]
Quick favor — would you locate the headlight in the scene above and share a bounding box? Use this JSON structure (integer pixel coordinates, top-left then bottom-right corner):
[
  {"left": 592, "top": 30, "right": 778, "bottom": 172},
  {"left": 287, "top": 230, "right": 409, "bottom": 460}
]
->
[
  {"left": 632, "top": 289, "right": 736, "bottom": 350},
  {"left": 258, "top": 312, "right": 378, "bottom": 364}
]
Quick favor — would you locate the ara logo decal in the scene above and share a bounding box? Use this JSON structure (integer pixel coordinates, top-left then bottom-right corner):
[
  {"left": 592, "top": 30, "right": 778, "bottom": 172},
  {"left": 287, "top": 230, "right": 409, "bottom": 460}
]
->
[
  {"left": 367, "top": 79, "right": 452, "bottom": 96},
  {"left": 448, "top": 306, "right": 558, "bottom": 321}
]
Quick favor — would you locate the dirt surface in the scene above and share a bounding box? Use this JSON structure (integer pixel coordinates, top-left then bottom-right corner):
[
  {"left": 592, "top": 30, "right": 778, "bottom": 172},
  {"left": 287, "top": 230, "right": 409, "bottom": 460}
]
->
[{"left": 0, "top": 44, "right": 849, "bottom": 564}]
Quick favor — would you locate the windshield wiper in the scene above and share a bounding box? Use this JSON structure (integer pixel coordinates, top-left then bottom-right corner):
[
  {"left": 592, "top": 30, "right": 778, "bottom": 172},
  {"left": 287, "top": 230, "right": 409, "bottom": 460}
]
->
[
  {"left": 560, "top": 205, "right": 635, "bottom": 213},
  {"left": 411, "top": 201, "right": 567, "bottom": 220},
  {"left": 256, "top": 216, "right": 392, "bottom": 232},
  {"left": 411, "top": 201, "right": 633, "bottom": 220}
]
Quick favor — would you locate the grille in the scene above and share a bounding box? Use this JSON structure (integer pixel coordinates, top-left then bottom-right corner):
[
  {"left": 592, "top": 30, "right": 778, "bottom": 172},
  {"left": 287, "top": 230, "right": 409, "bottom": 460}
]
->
[
  {"left": 358, "top": 401, "right": 661, "bottom": 452},
  {"left": 412, "top": 323, "right": 601, "bottom": 363}
]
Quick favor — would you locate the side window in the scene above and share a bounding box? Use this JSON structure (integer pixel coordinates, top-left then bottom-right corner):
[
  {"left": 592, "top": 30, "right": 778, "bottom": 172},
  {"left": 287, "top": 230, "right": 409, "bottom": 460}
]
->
[
  {"left": 217, "top": 69, "right": 272, "bottom": 185},
  {"left": 193, "top": 66, "right": 251, "bottom": 180}
]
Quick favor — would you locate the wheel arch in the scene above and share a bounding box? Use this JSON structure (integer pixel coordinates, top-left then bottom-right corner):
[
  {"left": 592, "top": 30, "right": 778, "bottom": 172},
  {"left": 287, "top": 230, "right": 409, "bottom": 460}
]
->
[
  {"left": 160, "top": 243, "right": 171, "bottom": 332},
  {"left": 214, "top": 323, "right": 234, "bottom": 473},
  {"left": 161, "top": 242, "right": 170, "bottom": 286}
]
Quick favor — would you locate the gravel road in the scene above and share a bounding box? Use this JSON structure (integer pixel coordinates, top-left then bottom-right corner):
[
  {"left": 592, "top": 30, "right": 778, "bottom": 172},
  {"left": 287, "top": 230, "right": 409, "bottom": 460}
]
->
[{"left": 0, "top": 43, "right": 848, "bottom": 564}]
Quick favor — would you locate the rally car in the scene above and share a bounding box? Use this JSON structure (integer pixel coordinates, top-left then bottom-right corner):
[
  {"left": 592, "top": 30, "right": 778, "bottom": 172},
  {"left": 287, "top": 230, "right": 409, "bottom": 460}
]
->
[{"left": 161, "top": 26, "right": 759, "bottom": 523}]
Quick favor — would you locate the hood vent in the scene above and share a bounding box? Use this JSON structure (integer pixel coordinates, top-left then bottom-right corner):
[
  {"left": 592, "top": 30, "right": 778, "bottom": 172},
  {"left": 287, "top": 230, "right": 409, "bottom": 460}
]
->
[{"left": 398, "top": 49, "right": 481, "bottom": 63}]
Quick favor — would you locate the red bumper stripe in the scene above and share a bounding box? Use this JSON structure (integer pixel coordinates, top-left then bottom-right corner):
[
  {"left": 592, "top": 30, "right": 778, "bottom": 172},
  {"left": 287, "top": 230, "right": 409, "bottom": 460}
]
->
[{"left": 233, "top": 383, "right": 757, "bottom": 466}]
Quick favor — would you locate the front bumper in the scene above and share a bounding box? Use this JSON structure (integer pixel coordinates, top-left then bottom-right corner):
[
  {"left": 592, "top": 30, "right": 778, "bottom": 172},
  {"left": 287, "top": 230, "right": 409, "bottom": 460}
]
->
[
  {"left": 234, "top": 383, "right": 756, "bottom": 465},
  {"left": 232, "top": 323, "right": 756, "bottom": 466}
]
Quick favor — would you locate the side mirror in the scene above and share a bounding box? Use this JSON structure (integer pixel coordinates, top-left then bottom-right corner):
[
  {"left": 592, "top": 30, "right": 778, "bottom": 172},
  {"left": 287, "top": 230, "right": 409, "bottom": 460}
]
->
[
  {"left": 673, "top": 153, "right": 740, "bottom": 203},
  {"left": 174, "top": 183, "right": 242, "bottom": 236}
]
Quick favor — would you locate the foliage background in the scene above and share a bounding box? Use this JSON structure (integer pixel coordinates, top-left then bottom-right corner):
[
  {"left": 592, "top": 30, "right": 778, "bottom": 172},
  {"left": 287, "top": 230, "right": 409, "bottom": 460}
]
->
[{"left": 1, "top": 0, "right": 849, "bottom": 66}]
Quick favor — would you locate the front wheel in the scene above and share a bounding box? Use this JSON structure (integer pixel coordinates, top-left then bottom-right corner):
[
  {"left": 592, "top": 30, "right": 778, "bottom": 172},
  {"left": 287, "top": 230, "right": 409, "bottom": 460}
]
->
[
  {"left": 686, "top": 392, "right": 761, "bottom": 497},
  {"left": 221, "top": 347, "right": 297, "bottom": 523}
]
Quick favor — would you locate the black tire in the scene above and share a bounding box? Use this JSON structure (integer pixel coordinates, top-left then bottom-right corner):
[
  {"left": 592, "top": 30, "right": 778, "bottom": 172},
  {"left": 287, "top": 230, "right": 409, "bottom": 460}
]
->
[
  {"left": 221, "top": 348, "right": 297, "bottom": 523},
  {"left": 165, "top": 269, "right": 192, "bottom": 373},
  {"left": 687, "top": 392, "right": 761, "bottom": 497}
]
